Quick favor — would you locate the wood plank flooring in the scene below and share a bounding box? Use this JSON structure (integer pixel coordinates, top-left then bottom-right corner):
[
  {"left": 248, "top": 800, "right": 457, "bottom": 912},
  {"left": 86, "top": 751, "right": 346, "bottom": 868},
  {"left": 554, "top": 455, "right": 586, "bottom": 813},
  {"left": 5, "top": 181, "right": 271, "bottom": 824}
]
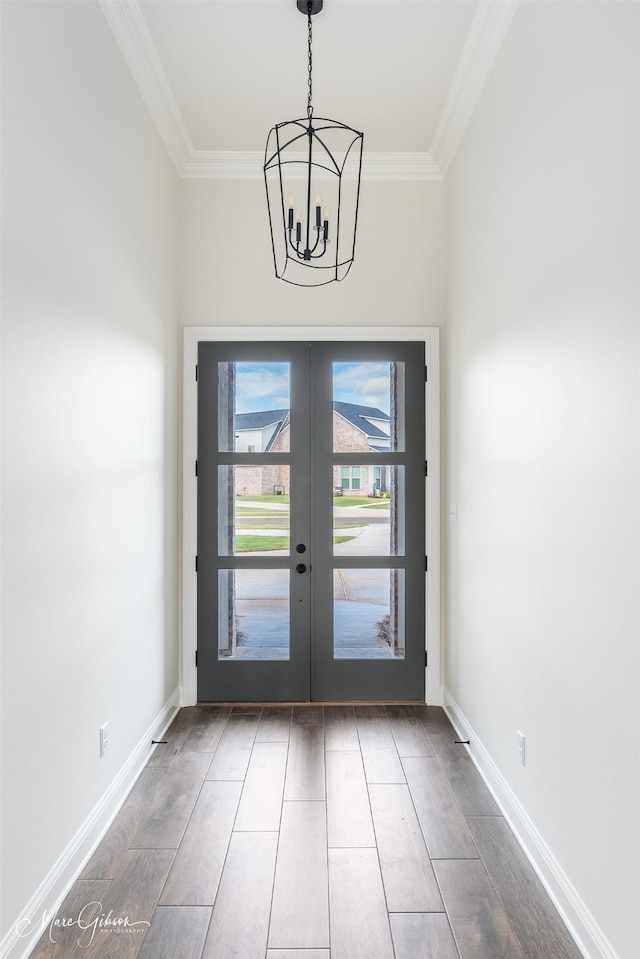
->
[{"left": 29, "top": 705, "right": 584, "bottom": 959}]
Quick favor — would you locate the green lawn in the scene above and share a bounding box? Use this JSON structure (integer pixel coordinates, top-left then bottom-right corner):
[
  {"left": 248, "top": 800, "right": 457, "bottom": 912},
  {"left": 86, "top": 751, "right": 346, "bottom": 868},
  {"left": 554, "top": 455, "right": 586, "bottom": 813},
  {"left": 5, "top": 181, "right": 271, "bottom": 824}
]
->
[
  {"left": 236, "top": 494, "right": 290, "bottom": 504},
  {"left": 236, "top": 492, "right": 389, "bottom": 513},
  {"left": 235, "top": 536, "right": 290, "bottom": 552},
  {"left": 236, "top": 521, "right": 290, "bottom": 529},
  {"left": 333, "top": 496, "right": 390, "bottom": 508},
  {"left": 235, "top": 507, "right": 286, "bottom": 517},
  {"left": 235, "top": 535, "right": 355, "bottom": 552},
  {"left": 235, "top": 521, "right": 366, "bottom": 530}
]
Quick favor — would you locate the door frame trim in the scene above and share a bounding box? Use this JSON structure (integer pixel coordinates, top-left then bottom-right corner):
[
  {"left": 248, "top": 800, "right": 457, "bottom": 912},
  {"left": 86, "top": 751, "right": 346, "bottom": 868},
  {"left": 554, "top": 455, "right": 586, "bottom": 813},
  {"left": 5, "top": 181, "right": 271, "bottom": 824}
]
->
[{"left": 181, "top": 326, "right": 441, "bottom": 706}]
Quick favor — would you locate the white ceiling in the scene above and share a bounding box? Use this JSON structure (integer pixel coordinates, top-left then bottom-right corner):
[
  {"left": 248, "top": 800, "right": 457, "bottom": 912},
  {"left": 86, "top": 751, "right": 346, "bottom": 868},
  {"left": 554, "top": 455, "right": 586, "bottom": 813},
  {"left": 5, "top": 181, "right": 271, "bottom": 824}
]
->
[{"left": 101, "top": 0, "right": 519, "bottom": 178}]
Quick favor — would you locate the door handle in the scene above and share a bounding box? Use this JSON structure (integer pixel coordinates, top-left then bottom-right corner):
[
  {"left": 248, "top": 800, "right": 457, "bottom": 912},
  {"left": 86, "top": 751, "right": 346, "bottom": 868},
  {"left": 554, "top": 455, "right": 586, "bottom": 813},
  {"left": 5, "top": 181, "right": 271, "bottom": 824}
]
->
[{"left": 296, "top": 563, "right": 307, "bottom": 574}]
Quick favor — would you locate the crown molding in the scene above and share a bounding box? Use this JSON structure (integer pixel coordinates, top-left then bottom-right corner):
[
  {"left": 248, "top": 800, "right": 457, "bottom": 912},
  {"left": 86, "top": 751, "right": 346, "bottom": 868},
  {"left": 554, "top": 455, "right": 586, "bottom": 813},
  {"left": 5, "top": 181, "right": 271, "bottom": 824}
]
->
[
  {"left": 184, "top": 151, "right": 263, "bottom": 180},
  {"left": 100, "top": 0, "right": 517, "bottom": 182},
  {"left": 184, "top": 150, "right": 442, "bottom": 181},
  {"left": 362, "top": 152, "right": 441, "bottom": 182},
  {"left": 430, "top": 0, "right": 519, "bottom": 175},
  {"left": 99, "top": 0, "right": 194, "bottom": 171}
]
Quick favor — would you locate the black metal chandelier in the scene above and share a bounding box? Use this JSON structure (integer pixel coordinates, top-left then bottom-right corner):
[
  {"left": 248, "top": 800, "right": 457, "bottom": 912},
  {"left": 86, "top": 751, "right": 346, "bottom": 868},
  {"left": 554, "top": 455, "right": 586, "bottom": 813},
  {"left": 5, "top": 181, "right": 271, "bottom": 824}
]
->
[{"left": 264, "top": 0, "right": 364, "bottom": 287}]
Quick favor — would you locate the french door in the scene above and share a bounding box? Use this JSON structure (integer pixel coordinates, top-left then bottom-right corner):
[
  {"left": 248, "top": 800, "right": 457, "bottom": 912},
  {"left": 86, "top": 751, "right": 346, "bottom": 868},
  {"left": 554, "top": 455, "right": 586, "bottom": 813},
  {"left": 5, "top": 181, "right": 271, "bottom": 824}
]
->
[{"left": 196, "top": 341, "right": 425, "bottom": 702}]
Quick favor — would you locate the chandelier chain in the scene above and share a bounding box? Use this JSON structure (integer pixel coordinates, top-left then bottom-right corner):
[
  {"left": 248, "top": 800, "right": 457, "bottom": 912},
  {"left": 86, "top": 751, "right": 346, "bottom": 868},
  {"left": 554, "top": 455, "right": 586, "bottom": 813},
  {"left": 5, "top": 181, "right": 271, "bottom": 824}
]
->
[{"left": 307, "top": 2, "right": 313, "bottom": 118}]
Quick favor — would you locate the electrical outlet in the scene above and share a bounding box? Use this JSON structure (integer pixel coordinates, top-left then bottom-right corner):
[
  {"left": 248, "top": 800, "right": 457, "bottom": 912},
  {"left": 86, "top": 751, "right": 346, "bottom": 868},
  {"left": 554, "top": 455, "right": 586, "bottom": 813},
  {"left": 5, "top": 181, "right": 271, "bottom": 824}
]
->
[
  {"left": 100, "top": 723, "right": 110, "bottom": 757},
  {"left": 516, "top": 729, "right": 525, "bottom": 765}
]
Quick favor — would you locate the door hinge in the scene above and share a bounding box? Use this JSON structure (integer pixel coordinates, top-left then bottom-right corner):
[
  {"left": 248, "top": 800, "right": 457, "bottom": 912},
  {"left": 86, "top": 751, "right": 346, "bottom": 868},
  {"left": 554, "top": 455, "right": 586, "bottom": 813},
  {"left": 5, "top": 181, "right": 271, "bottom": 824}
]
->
[
  {"left": 425, "top": 460, "right": 428, "bottom": 477},
  {"left": 425, "top": 365, "right": 428, "bottom": 382},
  {"left": 425, "top": 650, "right": 428, "bottom": 667},
  {"left": 195, "top": 364, "right": 199, "bottom": 381},
  {"left": 425, "top": 556, "right": 428, "bottom": 572},
  {"left": 195, "top": 555, "right": 198, "bottom": 572},
  {"left": 195, "top": 650, "right": 198, "bottom": 667},
  {"left": 195, "top": 460, "right": 198, "bottom": 477}
]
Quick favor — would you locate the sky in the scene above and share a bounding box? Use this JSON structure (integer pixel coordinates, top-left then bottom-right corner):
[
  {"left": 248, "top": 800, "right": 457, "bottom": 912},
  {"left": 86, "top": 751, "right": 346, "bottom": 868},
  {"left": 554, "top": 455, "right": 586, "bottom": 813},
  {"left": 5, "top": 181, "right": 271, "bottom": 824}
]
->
[{"left": 233, "top": 361, "right": 393, "bottom": 414}]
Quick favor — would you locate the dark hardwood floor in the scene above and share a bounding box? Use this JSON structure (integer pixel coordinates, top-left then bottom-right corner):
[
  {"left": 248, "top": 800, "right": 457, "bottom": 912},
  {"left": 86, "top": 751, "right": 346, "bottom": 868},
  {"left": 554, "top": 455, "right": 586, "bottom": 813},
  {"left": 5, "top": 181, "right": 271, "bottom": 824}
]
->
[{"left": 29, "top": 705, "right": 584, "bottom": 959}]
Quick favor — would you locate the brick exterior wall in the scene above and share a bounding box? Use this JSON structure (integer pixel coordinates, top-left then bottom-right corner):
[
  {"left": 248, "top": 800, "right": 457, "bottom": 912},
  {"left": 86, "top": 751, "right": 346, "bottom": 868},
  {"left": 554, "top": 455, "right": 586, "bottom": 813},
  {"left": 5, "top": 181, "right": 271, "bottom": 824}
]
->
[
  {"left": 332, "top": 464, "right": 380, "bottom": 496},
  {"left": 332, "top": 411, "right": 370, "bottom": 453},
  {"left": 237, "top": 423, "right": 290, "bottom": 496},
  {"left": 237, "top": 415, "right": 385, "bottom": 497}
]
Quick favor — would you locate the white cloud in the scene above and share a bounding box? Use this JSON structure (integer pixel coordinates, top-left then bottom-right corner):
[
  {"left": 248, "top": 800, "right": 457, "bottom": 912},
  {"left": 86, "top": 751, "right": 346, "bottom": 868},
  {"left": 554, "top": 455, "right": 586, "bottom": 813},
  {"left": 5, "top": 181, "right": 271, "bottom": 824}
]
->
[
  {"left": 231, "top": 361, "right": 396, "bottom": 414},
  {"left": 333, "top": 363, "right": 391, "bottom": 412},
  {"left": 235, "top": 365, "right": 291, "bottom": 412}
]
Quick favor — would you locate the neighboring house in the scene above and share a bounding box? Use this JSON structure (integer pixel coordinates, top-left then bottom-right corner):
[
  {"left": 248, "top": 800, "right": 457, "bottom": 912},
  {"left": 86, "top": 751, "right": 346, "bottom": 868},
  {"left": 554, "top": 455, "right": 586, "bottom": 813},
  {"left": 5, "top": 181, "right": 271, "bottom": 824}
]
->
[
  {"left": 234, "top": 401, "right": 391, "bottom": 496},
  {"left": 234, "top": 408, "right": 290, "bottom": 453}
]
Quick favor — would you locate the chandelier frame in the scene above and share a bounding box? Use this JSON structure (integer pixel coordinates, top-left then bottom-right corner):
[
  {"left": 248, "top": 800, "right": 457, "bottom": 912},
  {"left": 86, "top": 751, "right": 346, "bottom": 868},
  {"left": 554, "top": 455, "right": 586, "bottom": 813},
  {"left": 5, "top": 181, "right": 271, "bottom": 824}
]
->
[{"left": 264, "top": 0, "right": 363, "bottom": 287}]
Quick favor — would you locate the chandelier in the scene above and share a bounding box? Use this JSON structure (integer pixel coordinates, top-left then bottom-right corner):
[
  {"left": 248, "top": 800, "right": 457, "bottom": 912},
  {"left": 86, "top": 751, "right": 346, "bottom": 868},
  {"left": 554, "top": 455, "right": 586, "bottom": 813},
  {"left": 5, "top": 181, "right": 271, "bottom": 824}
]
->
[{"left": 264, "top": 1, "right": 364, "bottom": 287}]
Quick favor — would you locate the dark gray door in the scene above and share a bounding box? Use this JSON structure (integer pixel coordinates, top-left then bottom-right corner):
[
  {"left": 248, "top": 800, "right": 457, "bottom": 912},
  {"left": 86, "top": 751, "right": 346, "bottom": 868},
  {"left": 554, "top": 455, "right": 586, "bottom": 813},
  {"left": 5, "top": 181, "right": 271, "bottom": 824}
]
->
[{"left": 197, "top": 341, "right": 425, "bottom": 702}]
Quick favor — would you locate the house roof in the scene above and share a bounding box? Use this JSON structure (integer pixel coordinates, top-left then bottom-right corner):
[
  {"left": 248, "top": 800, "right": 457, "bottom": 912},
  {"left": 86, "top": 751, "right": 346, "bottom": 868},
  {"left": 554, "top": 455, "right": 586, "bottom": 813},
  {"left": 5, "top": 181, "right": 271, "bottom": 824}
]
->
[
  {"left": 236, "top": 403, "right": 390, "bottom": 441},
  {"left": 235, "top": 409, "right": 289, "bottom": 431},
  {"left": 333, "top": 402, "right": 390, "bottom": 440}
]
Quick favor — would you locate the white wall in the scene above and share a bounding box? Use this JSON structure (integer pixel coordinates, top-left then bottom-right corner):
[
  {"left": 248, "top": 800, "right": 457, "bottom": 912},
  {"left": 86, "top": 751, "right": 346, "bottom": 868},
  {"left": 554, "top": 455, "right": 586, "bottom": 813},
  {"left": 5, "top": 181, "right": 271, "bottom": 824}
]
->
[
  {"left": 178, "top": 176, "right": 445, "bottom": 705},
  {"left": 444, "top": 3, "right": 640, "bottom": 958},
  {"left": 179, "top": 177, "right": 445, "bottom": 328},
  {"left": 0, "top": 1, "right": 179, "bottom": 948}
]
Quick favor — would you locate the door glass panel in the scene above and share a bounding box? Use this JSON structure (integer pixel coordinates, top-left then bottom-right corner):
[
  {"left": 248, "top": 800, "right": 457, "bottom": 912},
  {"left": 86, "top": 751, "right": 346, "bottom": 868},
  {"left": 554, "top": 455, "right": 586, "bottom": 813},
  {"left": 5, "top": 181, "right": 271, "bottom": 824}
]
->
[
  {"left": 333, "top": 569, "right": 405, "bottom": 659},
  {"left": 332, "top": 361, "right": 405, "bottom": 452},
  {"left": 218, "top": 361, "right": 291, "bottom": 453},
  {"left": 218, "top": 569, "right": 289, "bottom": 660},
  {"left": 218, "top": 466, "right": 290, "bottom": 556},
  {"left": 333, "top": 466, "right": 405, "bottom": 556}
]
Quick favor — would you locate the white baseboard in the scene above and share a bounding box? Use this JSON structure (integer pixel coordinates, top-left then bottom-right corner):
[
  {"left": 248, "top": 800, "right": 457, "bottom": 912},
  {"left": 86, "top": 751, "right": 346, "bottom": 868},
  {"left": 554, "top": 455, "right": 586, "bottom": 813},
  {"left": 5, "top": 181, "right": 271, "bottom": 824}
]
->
[
  {"left": 1, "top": 689, "right": 180, "bottom": 959},
  {"left": 442, "top": 689, "right": 621, "bottom": 959}
]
